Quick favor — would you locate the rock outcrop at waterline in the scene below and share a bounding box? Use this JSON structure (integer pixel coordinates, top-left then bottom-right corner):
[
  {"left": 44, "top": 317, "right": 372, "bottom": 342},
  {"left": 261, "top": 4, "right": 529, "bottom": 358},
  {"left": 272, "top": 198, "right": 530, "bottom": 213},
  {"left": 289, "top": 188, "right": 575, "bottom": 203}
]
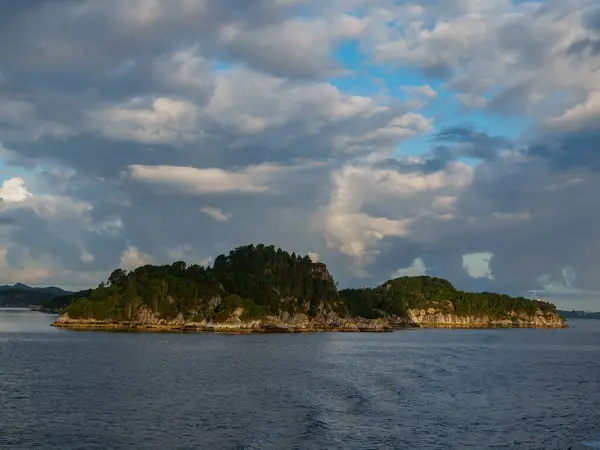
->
[
  {"left": 52, "top": 305, "right": 566, "bottom": 332},
  {"left": 52, "top": 308, "right": 393, "bottom": 332},
  {"left": 407, "top": 308, "right": 566, "bottom": 328}
]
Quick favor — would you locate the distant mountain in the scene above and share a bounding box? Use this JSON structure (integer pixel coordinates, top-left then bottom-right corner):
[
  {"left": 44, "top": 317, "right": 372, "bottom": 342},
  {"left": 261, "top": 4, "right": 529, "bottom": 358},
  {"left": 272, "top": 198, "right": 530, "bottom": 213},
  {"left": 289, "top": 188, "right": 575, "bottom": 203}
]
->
[
  {"left": 559, "top": 310, "right": 600, "bottom": 320},
  {"left": 40, "top": 289, "right": 93, "bottom": 313},
  {"left": 0, "top": 283, "right": 73, "bottom": 308}
]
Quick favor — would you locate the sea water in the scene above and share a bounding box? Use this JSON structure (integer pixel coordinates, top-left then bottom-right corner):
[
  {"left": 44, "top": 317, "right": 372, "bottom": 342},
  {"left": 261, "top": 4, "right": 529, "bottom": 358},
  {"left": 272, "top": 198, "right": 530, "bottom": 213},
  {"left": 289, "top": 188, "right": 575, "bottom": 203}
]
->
[{"left": 1, "top": 308, "right": 599, "bottom": 449}]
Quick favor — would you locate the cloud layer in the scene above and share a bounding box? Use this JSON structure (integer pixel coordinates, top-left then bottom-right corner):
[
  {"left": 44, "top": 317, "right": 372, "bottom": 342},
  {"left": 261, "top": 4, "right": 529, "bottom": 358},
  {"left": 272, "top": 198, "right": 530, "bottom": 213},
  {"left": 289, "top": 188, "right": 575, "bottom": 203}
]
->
[{"left": 1, "top": 0, "right": 599, "bottom": 309}]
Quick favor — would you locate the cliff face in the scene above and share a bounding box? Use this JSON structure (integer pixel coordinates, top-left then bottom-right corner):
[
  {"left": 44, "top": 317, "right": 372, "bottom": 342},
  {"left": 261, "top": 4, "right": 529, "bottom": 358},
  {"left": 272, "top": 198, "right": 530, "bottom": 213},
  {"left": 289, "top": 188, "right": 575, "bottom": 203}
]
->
[
  {"left": 407, "top": 308, "right": 566, "bottom": 328},
  {"left": 52, "top": 305, "right": 567, "bottom": 332},
  {"left": 52, "top": 306, "right": 392, "bottom": 333}
]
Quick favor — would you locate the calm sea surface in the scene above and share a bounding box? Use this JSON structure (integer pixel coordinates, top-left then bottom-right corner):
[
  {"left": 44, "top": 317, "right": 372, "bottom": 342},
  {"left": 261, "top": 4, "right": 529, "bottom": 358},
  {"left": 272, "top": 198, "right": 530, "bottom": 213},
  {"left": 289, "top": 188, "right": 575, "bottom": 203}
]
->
[{"left": 1, "top": 308, "right": 599, "bottom": 450}]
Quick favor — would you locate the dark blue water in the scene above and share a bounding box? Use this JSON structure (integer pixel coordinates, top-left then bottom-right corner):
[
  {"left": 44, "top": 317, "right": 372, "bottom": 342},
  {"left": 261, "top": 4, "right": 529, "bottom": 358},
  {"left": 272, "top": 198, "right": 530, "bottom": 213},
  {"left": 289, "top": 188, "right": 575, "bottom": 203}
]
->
[{"left": 1, "top": 309, "right": 599, "bottom": 450}]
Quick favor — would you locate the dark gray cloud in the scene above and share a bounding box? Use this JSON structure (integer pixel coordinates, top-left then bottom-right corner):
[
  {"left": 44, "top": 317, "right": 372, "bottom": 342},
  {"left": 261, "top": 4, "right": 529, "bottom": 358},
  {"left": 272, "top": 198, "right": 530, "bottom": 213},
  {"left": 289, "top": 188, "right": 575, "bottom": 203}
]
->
[
  {"left": 568, "top": 38, "right": 600, "bottom": 56},
  {"left": 487, "top": 81, "right": 536, "bottom": 115},
  {"left": 567, "top": 6, "right": 600, "bottom": 56},
  {"left": 584, "top": 6, "right": 600, "bottom": 31},
  {"left": 433, "top": 125, "right": 512, "bottom": 161},
  {"left": 528, "top": 127, "right": 600, "bottom": 171},
  {"left": 0, "top": 0, "right": 339, "bottom": 80},
  {"left": 434, "top": 125, "right": 512, "bottom": 149},
  {"left": 0, "top": 215, "right": 16, "bottom": 226}
]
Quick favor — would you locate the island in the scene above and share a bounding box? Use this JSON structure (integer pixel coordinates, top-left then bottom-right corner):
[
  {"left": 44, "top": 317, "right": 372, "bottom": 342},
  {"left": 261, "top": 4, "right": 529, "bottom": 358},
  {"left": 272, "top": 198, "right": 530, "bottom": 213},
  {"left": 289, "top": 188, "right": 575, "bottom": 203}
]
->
[{"left": 52, "top": 244, "right": 566, "bottom": 332}]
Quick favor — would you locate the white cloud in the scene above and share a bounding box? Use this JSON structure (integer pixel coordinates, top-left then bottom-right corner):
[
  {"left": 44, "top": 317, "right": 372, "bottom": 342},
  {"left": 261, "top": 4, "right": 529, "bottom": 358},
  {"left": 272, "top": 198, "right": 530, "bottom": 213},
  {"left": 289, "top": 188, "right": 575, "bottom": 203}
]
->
[
  {"left": 205, "top": 68, "right": 382, "bottom": 131},
  {"left": 79, "top": 247, "right": 95, "bottom": 263},
  {"left": 0, "top": 177, "right": 32, "bottom": 203},
  {"left": 547, "top": 90, "right": 600, "bottom": 129},
  {"left": 462, "top": 252, "right": 494, "bottom": 280},
  {"left": 128, "top": 164, "right": 276, "bottom": 194},
  {"left": 318, "top": 161, "right": 473, "bottom": 270},
  {"left": 361, "top": 0, "right": 600, "bottom": 117},
  {"left": 372, "top": 13, "right": 490, "bottom": 69},
  {"left": 402, "top": 84, "right": 438, "bottom": 109},
  {"left": 308, "top": 252, "right": 320, "bottom": 263},
  {"left": 393, "top": 257, "right": 427, "bottom": 278},
  {"left": 96, "top": 216, "right": 124, "bottom": 237},
  {"left": 88, "top": 97, "right": 199, "bottom": 144},
  {"left": 431, "top": 196, "right": 457, "bottom": 213},
  {"left": 128, "top": 160, "right": 328, "bottom": 195},
  {"left": 201, "top": 206, "right": 231, "bottom": 222},
  {"left": 119, "top": 246, "right": 153, "bottom": 271},
  {"left": 403, "top": 84, "right": 437, "bottom": 99}
]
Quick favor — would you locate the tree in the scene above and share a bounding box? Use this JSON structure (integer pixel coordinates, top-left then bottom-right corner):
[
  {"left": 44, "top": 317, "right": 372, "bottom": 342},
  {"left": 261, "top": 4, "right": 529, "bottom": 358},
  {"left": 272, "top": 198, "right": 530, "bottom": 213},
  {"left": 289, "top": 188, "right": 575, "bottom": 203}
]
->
[{"left": 108, "top": 269, "right": 127, "bottom": 287}]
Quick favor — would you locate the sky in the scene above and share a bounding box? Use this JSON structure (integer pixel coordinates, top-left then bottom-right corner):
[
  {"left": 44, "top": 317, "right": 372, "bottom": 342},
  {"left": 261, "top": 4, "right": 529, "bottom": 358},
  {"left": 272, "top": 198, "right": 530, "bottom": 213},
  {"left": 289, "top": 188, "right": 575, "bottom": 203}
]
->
[{"left": 0, "top": 0, "right": 599, "bottom": 310}]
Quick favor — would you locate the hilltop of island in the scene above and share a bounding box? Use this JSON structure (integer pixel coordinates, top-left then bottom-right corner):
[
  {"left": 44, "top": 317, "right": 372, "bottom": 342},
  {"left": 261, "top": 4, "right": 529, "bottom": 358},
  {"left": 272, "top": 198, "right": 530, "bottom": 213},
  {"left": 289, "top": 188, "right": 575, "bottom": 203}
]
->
[{"left": 52, "top": 244, "right": 566, "bottom": 332}]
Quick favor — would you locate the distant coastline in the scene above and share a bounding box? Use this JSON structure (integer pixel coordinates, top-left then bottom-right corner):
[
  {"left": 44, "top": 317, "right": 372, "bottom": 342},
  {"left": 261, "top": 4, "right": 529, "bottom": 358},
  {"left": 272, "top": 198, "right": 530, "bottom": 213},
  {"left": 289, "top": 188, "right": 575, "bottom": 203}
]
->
[
  {"left": 559, "top": 310, "right": 600, "bottom": 320},
  {"left": 0, "top": 284, "right": 72, "bottom": 309}
]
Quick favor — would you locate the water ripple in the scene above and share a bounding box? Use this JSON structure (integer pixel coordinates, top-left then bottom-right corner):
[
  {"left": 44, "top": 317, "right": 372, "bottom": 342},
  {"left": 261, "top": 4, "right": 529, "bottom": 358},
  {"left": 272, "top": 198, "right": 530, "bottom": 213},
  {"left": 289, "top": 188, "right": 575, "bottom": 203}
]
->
[{"left": 0, "top": 311, "right": 599, "bottom": 449}]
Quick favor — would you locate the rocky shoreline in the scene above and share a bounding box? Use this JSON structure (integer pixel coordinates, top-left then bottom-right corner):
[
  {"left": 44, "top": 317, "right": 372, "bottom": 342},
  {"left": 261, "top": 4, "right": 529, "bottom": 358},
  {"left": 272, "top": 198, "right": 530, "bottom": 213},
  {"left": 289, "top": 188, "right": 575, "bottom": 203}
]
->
[
  {"left": 407, "top": 308, "right": 567, "bottom": 329},
  {"left": 51, "top": 313, "right": 396, "bottom": 333},
  {"left": 52, "top": 307, "right": 567, "bottom": 332}
]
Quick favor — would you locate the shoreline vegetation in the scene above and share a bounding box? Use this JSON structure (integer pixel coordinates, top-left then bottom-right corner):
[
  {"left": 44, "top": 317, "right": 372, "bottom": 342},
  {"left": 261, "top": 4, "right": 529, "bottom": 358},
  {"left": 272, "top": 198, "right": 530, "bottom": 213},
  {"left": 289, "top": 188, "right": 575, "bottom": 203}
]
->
[{"left": 51, "top": 244, "right": 567, "bottom": 333}]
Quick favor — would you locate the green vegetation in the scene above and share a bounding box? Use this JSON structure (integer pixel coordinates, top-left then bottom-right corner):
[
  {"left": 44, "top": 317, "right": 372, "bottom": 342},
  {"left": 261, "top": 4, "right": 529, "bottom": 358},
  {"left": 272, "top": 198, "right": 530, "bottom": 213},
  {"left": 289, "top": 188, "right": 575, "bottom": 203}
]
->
[
  {"left": 62, "top": 245, "right": 558, "bottom": 322},
  {"left": 340, "top": 276, "right": 455, "bottom": 319},
  {"left": 40, "top": 289, "right": 92, "bottom": 313},
  {"left": 340, "top": 276, "right": 557, "bottom": 319},
  {"left": 65, "top": 244, "right": 342, "bottom": 321}
]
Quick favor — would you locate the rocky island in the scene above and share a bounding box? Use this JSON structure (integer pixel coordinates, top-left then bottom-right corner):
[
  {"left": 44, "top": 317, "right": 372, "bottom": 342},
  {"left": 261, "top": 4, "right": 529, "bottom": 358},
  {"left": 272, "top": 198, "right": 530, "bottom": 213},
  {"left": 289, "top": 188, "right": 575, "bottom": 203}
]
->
[{"left": 52, "top": 244, "right": 566, "bottom": 332}]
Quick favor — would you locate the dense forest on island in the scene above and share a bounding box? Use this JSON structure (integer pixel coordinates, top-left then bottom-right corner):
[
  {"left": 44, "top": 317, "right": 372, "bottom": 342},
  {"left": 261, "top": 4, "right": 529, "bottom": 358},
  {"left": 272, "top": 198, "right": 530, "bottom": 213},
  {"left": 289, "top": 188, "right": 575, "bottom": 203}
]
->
[
  {"left": 341, "top": 277, "right": 557, "bottom": 319},
  {"left": 65, "top": 244, "right": 343, "bottom": 321},
  {"left": 58, "top": 244, "right": 559, "bottom": 323}
]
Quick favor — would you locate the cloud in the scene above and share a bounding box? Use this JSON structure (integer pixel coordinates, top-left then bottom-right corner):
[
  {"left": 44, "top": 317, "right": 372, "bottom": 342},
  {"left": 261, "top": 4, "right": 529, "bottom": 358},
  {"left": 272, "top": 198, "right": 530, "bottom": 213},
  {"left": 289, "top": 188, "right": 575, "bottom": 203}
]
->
[
  {"left": 119, "top": 246, "right": 153, "bottom": 271},
  {"left": 201, "top": 206, "right": 232, "bottom": 222},
  {"left": 88, "top": 97, "right": 200, "bottom": 144},
  {"left": 308, "top": 252, "right": 320, "bottom": 263},
  {"left": 462, "top": 252, "right": 494, "bottom": 280},
  {"left": 363, "top": 0, "right": 600, "bottom": 116},
  {"left": 403, "top": 84, "right": 437, "bottom": 99},
  {"left": 393, "top": 257, "right": 427, "bottom": 278},
  {"left": 0, "top": 178, "right": 32, "bottom": 203},
  {"left": 546, "top": 90, "right": 600, "bottom": 129},
  {"left": 0, "top": 0, "right": 598, "bottom": 312},
  {"left": 0, "top": 0, "right": 356, "bottom": 80},
  {"left": 128, "top": 162, "right": 311, "bottom": 195},
  {"left": 318, "top": 161, "right": 473, "bottom": 272}
]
